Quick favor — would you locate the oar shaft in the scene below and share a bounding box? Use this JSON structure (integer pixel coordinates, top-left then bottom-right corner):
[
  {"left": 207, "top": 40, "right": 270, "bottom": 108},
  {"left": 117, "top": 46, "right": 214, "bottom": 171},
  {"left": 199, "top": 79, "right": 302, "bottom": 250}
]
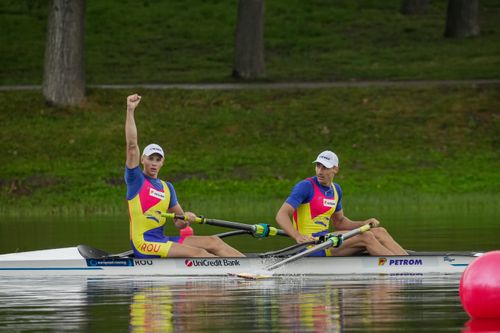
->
[
  {"left": 207, "top": 218, "right": 256, "bottom": 232},
  {"left": 161, "top": 212, "right": 255, "bottom": 230},
  {"left": 265, "top": 239, "right": 335, "bottom": 271},
  {"left": 259, "top": 241, "right": 316, "bottom": 258},
  {"left": 160, "top": 212, "right": 288, "bottom": 237},
  {"left": 265, "top": 223, "right": 372, "bottom": 272}
]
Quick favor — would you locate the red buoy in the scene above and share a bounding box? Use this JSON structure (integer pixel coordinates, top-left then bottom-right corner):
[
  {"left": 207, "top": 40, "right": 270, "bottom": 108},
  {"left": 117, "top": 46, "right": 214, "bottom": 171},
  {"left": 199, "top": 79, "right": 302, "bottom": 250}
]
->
[{"left": 460, "top": 251, "right": 500, "bottom": 319}]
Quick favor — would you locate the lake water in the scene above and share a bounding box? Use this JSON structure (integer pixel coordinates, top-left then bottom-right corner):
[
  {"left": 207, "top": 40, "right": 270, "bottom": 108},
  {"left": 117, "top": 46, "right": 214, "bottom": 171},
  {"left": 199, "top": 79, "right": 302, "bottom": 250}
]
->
[
  {"left": 0, "top": 195, "right": 499, "bottom": 332},
  {"left": 1, "top": 194, "right": 498, "bottom": 254},
  {"left": 0, "top": 275, "right": 485, "bottom": 332}
]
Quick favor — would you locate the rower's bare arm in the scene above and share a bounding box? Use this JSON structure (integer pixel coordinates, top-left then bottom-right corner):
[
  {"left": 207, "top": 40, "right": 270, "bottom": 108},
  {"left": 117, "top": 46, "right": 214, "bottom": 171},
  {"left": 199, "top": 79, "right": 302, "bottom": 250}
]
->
[
  {"left": 332, "top": 210, "right": 381, "bottom": 230},
  {"left": 125, "top": 94, "right": 141, "bottom": 168},
  {"left": 276, "top": 202, "right": 314, "bottom": 243}
]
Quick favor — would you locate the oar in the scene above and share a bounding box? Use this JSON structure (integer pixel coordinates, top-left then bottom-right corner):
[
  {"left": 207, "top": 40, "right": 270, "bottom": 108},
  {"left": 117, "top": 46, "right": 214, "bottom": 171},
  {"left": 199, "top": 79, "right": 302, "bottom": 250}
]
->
[
  {"left": 258, "top": 241, "right": 317, "bottom": 258},
  {"left": 233, "top": 223, "right": 373, "bottom": 279},
  {"left": 158, "top": 212, "right": 289, "bottom": 238},
  {"left": 214, "top": 230, "right": 251, "bottom": 238}
]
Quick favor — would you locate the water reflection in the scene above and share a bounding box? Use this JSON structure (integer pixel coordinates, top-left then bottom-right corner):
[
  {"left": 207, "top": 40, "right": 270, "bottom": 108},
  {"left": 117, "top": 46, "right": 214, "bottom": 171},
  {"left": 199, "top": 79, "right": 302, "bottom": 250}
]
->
[
  {"left": 0, "top": 276, "right": 90, "bottom": 332},
  {"left": 129, "top": 285, "right": 174, "bottom": 332},
  {"left": 0, "top": 275, "right": 471, "bottom": 332},
  {"left": 462, "top": 318, "right": 500, "bottom": 333}
]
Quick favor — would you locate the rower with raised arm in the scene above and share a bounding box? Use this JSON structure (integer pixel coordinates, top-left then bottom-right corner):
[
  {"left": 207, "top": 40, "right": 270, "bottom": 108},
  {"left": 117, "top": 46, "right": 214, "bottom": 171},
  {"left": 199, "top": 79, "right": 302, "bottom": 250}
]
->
[
  {"left": 125, "top": 93, "right": 244, "bottom": 258},
  {"left": 275, "top": 150, "right": 408, "bottom": 256}
]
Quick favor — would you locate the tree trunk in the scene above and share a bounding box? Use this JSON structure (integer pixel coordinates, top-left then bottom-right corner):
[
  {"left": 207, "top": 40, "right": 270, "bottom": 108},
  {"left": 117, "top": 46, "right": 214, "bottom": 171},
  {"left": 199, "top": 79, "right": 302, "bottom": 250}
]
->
[
  {"left": 400, "top": 0, "right": 428, "bottom": 16},
  {"left": 232, "top": 0, "right": 265, "bottom": 79},
  {"left": 43, "top": 0, "right": 86, "bottom": 106},
  {"left": 444, "top": 0, "right": 480, "bottom": 38}
]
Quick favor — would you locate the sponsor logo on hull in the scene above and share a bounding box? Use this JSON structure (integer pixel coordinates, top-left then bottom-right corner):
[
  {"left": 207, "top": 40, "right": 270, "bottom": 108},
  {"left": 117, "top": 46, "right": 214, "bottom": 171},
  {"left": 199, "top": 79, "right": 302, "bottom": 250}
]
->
[
  {"left": 184, "top": 259, "right": 241, "bottom": 267},
  {"left": 378, "top": 258, "right": 423, "bottom": 266},
  {"left": 86, "top": 259, "right": 134, "bottom": 267}
]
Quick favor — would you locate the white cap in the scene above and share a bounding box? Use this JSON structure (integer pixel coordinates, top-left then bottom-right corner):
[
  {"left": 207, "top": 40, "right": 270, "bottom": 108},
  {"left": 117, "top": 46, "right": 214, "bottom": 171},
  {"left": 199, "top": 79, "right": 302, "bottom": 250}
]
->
[
  {"left": 313, "top": 150, "right": 339, "bottom": 168},
  {"left": 142, "top": 144, "right": 164, "bottom": 157}
]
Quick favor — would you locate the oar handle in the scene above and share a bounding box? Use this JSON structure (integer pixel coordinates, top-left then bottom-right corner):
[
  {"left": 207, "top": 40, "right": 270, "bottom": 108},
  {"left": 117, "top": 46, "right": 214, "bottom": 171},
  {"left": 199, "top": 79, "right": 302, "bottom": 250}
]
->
[
  {"left": 160, "top": 212, "right": 205, "bottom": 224},
  {"left": 159, "top": 212, "right": 286, "bottom": 238}
]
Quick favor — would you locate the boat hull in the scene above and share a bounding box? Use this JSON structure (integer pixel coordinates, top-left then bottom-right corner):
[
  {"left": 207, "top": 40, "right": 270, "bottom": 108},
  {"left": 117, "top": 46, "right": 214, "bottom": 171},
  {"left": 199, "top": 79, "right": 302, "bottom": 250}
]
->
[{"left": 0, "top": 247, "right": 479, "bottom": 277}]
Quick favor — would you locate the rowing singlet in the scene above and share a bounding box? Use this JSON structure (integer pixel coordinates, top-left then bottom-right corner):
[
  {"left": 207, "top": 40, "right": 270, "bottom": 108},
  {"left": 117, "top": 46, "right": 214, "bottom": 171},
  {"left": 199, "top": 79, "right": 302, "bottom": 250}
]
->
[
  {"left": 127, "top": 171, "right": 176, "bottom": 258},
  {"left": 293, "top": 178, "right": 339, "bottom": 237}
]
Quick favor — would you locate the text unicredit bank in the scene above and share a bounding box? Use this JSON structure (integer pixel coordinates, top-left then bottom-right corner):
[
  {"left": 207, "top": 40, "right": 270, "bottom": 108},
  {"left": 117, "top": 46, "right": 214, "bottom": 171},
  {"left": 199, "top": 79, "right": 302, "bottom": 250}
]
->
[{"left": 187, "top": 259, "right": 241, "bottom": 267}]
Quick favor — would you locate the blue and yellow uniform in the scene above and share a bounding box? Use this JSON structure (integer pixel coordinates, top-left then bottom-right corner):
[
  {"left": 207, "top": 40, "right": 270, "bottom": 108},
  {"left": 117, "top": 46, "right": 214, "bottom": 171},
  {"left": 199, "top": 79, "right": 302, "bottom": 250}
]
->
[
  {"left": 125, "top": 166, "right": 184, "bottom": 258},
  {"left": 286, "top": 176, "right": 343, "bottom": 256}
]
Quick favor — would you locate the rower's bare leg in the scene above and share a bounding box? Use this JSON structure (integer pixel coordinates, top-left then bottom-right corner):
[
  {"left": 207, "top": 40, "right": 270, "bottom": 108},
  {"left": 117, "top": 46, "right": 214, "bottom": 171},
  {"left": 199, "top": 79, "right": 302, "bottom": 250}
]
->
[
  {"left": 183, "top": 236, "right": 245, "bottom": 257},
  {"left": 327, "top": 243, "right": 366, "bottom": 256},
  {"left": 371, "top": 228, "right": 408, "bottom": 255},
  {"left": 167, "top": 242, "right": 216, "bottom": 258},
  {"left": 329, "top": 231, "right": 395, "bottom": 256}
]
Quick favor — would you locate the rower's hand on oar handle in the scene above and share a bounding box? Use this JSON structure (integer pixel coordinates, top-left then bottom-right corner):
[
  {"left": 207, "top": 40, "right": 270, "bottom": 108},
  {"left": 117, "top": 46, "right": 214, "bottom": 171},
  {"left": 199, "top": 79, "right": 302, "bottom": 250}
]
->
[
  {"left": 172, "top": 211, "right": 197, "bottom": 229},
  {"left": 328, "top": 234, "right": 343, "bottom": 247},
  {"left": 184, "top": 212, "right": 197, "bottom": 223},
  {"left": 294, "top": 234, "right": 315, "bottom": 244},
  {"left": 157, "top": 212, "right": 204, "bottom": 224},
  {"left": 366, "top": 218, "right": 380, "bottom": 228},
  {"left": 318, "top": 233, "right": 343, "bottom": 247}
]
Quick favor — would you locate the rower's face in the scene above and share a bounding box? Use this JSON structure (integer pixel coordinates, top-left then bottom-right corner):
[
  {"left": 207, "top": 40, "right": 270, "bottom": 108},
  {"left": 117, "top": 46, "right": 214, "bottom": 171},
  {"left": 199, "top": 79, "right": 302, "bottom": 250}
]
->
[
  {"left": 141, "top": 154, "right": 164, "bottom": 178},
  {"left": 315, "top": 162, "right": 338, "bottom": 186}
]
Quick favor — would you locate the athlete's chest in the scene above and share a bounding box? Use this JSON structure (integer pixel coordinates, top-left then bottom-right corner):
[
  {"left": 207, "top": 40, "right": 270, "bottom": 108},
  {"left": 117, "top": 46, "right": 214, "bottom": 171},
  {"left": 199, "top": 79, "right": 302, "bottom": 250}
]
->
[
  {"left": 310, "top": 185, "right": 336, "bottom": 209},
  {"left": 147, "top": 186, "right": 166, "bottom": 200},
  {"left": 139, "top": 180, "right": 168, "bottom": 204}
]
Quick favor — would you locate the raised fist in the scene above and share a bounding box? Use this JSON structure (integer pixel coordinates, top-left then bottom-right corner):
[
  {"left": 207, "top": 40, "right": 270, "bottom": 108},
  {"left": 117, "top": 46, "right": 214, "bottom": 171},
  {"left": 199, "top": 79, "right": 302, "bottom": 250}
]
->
[{"left": 127, "top": 94, "right": 141, "bottom": 110}]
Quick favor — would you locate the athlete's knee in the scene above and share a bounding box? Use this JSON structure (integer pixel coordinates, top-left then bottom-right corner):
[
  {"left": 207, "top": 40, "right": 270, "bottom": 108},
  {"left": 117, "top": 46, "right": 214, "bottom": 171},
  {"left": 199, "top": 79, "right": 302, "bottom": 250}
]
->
[
  {"left": 210, "top": 235, "right": 223, "bottom": 242},
  {"left": 362, "top": 231, "right": 377, "bottom": 240},
  {"left": 374, "top": 227, "right": 388, "bottom": 234},
  {"left": 358, "top": 231, "right": 377, "bottom": 244},
  {"left": 204, "top": 235, "right": 225, "bottom": 249},
  {"left": 191, "top": 247, "right": 212, "bottom": 257},
  {"left": 373, "top": 227, "right": 392, "bottom": 240}
]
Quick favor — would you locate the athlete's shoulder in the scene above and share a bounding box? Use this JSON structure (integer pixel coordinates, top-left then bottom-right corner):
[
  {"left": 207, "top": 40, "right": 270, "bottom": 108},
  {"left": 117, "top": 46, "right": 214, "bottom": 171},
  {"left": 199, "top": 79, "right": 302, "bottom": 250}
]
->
[
  {"left": 164, "top": 181, "right": 175, "bottom": 191},
  {"left": 125, "top": 166, "right": 145, "bottom": 200},
  {"left": 333, "top": 182, "right": 342, "bottom": 193},
  {"left": 125, "top": 165, "right": 144, "bottom": 185},
  {"left": 285, "top": 177, "right": 315, "bottom": 208},
  {"left": 164, "top": 181, "right": 178, "bottom": 208},
  {"left": 295, "top": 178, "right": 315, "bottom": 191},
  {"left": 125, "top": 165, "right": 142, "bottom": 174}
]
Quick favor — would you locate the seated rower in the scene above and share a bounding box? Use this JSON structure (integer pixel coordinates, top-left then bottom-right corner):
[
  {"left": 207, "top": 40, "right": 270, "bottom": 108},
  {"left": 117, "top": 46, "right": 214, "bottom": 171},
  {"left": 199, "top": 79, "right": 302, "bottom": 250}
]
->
[
  {"left": 125, "top": 93, "right": 244, "bottom": 258},
  {"left": 275, "top": 150, "right": 407, "bottom": 256}
]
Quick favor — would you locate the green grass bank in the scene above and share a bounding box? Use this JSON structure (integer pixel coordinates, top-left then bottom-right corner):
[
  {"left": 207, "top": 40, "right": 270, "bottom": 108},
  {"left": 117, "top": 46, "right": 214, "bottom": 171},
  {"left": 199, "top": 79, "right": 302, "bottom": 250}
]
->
[
  {"left": 0, "top": 85, "right": 498, "bottom": 216},
  {"left": 1, "top": 0, "right": 499, "bottom": 217},
  {"left": 1, "top": 0, "right": 500, "bottom": 84}
]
